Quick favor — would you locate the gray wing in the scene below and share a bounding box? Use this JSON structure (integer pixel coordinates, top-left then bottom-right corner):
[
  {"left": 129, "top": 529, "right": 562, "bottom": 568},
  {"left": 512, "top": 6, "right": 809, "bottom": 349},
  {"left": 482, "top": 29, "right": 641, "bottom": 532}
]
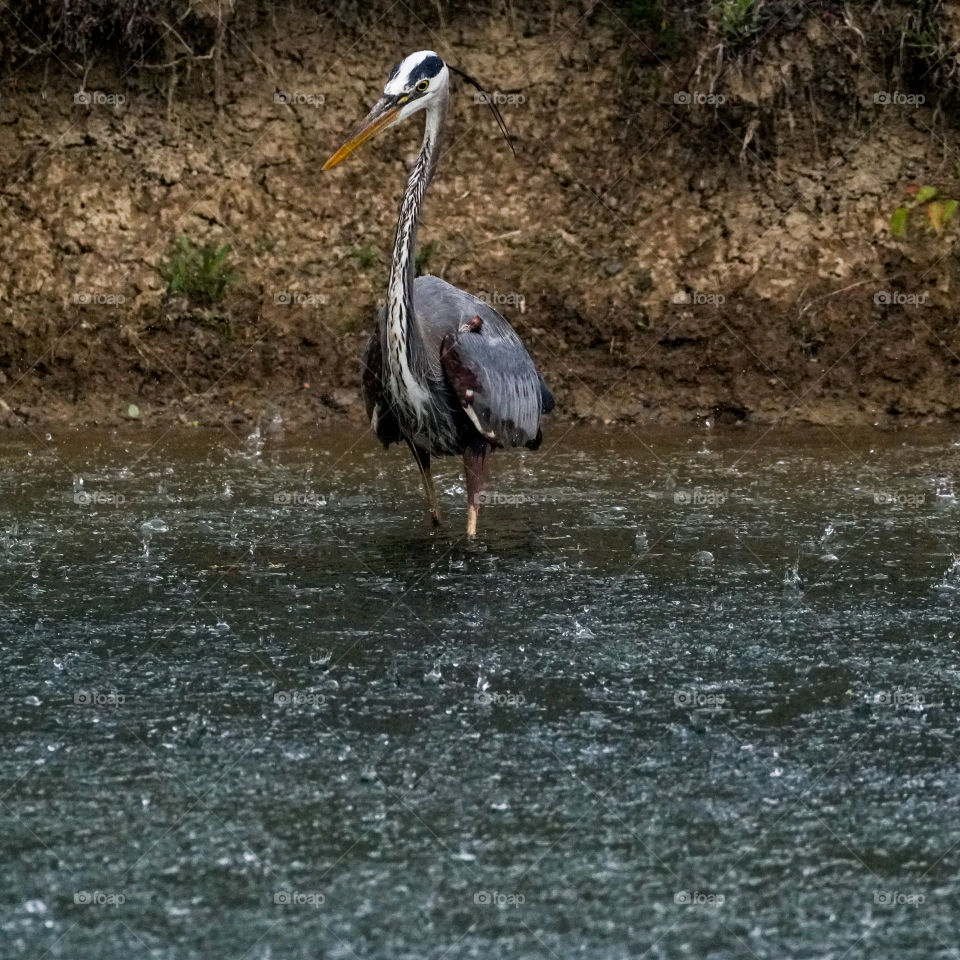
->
[{"left": 413, "top": 275, "right": 553, "bottom": 448}]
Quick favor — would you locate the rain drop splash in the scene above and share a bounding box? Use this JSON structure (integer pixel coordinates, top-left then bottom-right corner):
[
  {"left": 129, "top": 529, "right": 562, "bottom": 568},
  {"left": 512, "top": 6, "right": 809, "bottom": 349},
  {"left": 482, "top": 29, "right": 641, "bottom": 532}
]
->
[
  {"left": 783, "top": 562, "right": 803, "bottom": 590},
  {"left": 936, "top": 554, "right": 960, "bottom": 593},
  {"left": 934, "top": 478, "right": 956, "bottom": 506},
  {"left": 140, "top": 518, "right": 169, "bottom": 557}
]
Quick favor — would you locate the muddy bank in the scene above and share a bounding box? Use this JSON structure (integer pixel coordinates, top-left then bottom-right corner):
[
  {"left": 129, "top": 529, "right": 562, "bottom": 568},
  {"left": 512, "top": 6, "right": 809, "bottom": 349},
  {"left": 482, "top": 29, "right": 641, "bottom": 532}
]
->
[{"left": 1, "top": 3, "right": 958, "bottom": 431}]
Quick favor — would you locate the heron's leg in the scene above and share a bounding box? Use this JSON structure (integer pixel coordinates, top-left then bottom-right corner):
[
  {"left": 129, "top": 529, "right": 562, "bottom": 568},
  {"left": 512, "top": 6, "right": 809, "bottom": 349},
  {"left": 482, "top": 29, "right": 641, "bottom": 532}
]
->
[
  {"left": 463, "top": 439, "right": 493, "bottom": 537},
  {"left": 406, "top": 439, "right": 440, "bottom": 527}
]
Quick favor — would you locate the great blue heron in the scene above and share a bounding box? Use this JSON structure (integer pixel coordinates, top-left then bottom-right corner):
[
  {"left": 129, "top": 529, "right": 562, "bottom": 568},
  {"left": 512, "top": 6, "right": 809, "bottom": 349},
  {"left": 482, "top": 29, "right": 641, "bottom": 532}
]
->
[{"left": 323, "top": 50, "right": 554, "bottom": 536}]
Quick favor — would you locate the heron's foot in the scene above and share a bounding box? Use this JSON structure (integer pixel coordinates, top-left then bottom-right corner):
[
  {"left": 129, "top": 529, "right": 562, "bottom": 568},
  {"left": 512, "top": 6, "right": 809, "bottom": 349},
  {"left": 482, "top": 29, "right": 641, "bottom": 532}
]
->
[
  {"left": 429, "top": 509, "right": 441, "bottom": 528},
  {"left": 466, "top": 504, "right": 478, "bottom": 538}
]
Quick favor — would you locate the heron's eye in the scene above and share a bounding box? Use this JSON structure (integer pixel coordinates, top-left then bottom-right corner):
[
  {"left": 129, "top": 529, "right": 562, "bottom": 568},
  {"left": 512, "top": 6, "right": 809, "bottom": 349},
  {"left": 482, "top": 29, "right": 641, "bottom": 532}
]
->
[{"left": 416, "top": 79, "right": 430, "bottom": 92}]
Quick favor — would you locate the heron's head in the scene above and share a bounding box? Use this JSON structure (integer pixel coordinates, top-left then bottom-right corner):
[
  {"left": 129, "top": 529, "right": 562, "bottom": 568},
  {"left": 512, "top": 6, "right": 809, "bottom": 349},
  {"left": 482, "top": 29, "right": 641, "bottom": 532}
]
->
[{"left": 323, "top": 51, "right": 449, "bottom": 170}]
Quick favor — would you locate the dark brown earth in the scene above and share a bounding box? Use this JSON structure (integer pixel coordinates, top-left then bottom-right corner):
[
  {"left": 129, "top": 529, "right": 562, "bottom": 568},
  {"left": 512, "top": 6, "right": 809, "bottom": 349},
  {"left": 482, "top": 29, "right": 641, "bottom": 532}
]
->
[{"left": 1, "top": 3, "right": 959, "bottom": 433}]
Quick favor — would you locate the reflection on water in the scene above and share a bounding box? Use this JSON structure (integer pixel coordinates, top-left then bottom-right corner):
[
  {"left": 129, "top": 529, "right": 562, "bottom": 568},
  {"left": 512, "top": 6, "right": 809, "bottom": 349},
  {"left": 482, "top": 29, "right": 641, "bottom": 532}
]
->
[{"left": 1, "top": 424, "right": 959, "bottom": 958}]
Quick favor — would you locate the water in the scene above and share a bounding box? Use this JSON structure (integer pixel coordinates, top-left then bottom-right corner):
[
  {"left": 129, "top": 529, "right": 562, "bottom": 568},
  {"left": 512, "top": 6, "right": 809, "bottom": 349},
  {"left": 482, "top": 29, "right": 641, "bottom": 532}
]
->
[{"left": 1, "top": 424, "right": 959, "bottom": 958}]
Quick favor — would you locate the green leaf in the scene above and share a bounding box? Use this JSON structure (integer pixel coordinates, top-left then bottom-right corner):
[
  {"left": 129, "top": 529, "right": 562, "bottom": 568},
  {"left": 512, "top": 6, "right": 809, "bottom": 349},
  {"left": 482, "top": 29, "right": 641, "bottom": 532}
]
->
[
  {"left": 943, "top": 200, "right": 958, "bottom": 226},
  {"left": 890, "top": 206, "right": 909, "bottom": 238},
  {"left": 915, "top": 185, "right": 938, "bottom": 205}
]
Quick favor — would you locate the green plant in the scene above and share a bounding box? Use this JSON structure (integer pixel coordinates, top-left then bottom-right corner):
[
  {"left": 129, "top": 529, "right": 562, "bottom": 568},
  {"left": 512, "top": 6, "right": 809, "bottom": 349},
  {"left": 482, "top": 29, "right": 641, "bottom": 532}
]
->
[
  {"left": 890, "top": 185, "right": 958, "bottom": 238},
  {"left": 157, "top": 236, "right": 237, "bottom": 307},
  {"left": 415, "top": 240, "right": 439, "bottom": 276},
  {"left": 899, "top": 2, "right": 948, "bottom": 75},
  {"left": 713, "top": 0, "right": 760, "bottom": 45},
  {"left": 345, "top": 244, "right": 380, "bottom": 268}
]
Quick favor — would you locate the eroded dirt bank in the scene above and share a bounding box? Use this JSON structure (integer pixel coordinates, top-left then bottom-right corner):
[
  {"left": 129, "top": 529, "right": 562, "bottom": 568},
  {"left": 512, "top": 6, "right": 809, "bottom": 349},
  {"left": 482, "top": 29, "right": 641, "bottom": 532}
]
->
[{"left": 1, "top": 3, "right": 958, "bottom": 432}]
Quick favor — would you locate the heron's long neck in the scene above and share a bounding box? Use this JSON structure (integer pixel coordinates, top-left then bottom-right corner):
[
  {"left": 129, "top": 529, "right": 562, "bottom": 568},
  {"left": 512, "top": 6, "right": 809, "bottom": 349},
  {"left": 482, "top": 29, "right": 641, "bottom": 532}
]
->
[{"left": 385, "top": 98, "right": 445, "bottom": 395}]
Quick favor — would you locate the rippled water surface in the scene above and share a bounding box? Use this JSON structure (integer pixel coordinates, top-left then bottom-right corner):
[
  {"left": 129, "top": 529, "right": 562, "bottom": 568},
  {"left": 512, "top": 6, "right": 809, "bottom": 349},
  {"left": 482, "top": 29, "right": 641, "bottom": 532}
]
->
[{"left": 2, "top": 424, "right": 959, "bottom": 958}]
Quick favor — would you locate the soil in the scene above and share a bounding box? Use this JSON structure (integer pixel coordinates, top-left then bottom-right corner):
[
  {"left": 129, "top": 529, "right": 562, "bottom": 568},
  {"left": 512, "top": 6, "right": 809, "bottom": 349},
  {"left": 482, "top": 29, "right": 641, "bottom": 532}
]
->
[{"left": 1, "top": 4, "right": 959, "bottom": 434}]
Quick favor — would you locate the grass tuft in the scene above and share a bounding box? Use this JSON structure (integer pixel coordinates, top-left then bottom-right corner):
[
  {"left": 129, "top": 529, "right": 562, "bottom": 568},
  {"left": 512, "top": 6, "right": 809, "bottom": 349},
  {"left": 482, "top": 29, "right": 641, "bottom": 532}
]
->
[
  {"left": 712, "top": 0, "right": 761, "bottom": 46},
  {"left": 157, "top": 236, "right": 237, "bottom": 308}
]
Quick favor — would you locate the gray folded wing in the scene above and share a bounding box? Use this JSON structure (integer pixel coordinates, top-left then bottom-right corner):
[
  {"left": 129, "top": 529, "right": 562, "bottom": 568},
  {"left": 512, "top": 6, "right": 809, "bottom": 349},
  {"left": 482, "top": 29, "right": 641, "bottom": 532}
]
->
[{"left": 413, "top": 275, "right": 549, "bottom": 448}]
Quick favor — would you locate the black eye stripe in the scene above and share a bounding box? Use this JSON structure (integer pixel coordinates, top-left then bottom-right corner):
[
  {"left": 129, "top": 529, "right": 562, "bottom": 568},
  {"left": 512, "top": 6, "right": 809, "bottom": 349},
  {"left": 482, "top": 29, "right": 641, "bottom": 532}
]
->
[{"left": 406, "top": 54, "right": 443, "bottom": 86}]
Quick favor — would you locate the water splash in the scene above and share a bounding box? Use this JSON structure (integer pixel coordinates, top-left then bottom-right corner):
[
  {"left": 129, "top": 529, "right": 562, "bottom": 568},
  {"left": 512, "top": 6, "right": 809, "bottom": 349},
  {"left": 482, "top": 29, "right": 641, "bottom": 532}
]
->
[
  {"left": 140, "top": 517, "right": 169, "bottom": 557},
  {"left": 783, "top": 561, "right": 804, "bottom": 590},
  {"left": 936, "top": 554, "right": 960, "bottom": 592}
]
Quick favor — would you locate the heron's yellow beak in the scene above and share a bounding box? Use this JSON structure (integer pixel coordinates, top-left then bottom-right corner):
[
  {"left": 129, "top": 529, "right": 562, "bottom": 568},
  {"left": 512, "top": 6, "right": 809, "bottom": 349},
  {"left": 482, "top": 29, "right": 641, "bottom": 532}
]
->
[{"left": 322, "top": 99, "right": 402, "bottom": 170}]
